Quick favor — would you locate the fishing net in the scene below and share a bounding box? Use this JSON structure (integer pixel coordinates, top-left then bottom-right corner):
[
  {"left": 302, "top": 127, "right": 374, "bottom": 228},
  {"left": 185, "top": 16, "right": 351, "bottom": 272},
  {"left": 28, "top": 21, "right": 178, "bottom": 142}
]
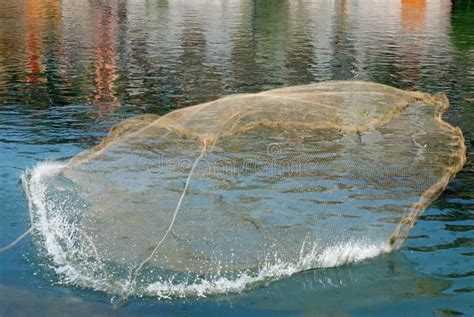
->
[{"left": 23, "top": 81, "right": 465, "bottom": 299}]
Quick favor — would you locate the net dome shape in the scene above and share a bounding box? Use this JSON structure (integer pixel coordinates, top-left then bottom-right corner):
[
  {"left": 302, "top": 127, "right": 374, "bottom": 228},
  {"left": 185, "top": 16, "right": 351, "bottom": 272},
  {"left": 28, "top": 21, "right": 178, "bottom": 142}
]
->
[{"left": 24, "top": 81, "right": 466, "bottom": 298}]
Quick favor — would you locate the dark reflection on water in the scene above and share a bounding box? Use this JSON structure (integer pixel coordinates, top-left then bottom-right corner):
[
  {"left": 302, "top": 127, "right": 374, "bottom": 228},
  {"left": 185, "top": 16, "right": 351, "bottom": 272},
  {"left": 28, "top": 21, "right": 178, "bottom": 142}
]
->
[{"left": 0, "top": 0, "right": 473, "bottom": 315}]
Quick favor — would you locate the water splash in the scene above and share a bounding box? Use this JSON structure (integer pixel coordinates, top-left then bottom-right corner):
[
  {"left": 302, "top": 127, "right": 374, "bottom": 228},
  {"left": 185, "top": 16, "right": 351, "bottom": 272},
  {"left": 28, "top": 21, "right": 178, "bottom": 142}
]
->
[
  {"left": 145, "top": 240, "right": 387, "bottom": 299},
  {"left": 22, "top": 160, "right": 387, "bottom": 300}
]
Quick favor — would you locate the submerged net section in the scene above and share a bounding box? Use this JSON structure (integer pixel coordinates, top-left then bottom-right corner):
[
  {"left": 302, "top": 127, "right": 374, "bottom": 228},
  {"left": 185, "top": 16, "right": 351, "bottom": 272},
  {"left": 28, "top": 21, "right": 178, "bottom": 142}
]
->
[{"left": 23, "top": 81, "right": 466, "bottom": 299}]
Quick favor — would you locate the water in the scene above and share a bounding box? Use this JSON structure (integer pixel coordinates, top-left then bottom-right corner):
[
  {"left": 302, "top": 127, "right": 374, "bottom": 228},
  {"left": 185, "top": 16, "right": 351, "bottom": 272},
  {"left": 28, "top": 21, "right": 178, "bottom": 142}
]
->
[{"left": 0, "top": 0, "right": 472, "bottom": 315}]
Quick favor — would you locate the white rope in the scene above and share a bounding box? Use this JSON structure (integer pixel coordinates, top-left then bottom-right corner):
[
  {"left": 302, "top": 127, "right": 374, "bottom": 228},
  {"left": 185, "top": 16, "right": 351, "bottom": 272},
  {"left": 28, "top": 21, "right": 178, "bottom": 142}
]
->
[
  {"left": 128, "top": 143, "right": 208, "bottom": 293},
  {"left": 4, "top": 142, "right": 208, "bottom": 302},
  {"left": 0, "top": 226, "right": 35, "bottom": 252},
  {"left": 75, "top": 227, "right": 109, "bottom": 284}
]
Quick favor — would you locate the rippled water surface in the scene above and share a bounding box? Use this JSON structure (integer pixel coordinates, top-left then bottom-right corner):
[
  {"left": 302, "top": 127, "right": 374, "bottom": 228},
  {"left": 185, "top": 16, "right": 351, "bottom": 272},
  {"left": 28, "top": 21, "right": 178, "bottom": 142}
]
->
[{"left": 0, "top": 0, "right": 473, "bottom": 316}]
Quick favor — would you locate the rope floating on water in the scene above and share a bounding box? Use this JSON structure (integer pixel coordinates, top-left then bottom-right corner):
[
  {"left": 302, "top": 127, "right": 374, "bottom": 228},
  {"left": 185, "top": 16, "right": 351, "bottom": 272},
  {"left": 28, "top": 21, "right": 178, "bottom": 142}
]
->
[{"left": 0, "top": 226, "right": 35, "bottom": 253}]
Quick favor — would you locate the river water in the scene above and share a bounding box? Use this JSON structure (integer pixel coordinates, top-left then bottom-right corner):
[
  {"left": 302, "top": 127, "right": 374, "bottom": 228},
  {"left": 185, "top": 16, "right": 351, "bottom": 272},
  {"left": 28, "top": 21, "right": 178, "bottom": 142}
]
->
[{"left": 0, "top": 0, "right": 472, "bottom": 316}]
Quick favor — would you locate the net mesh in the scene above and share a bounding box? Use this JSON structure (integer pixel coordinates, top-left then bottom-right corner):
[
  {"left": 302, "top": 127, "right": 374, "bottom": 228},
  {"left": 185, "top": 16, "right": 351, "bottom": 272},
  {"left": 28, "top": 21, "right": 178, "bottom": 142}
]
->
[{"left": 24, "top": 81, "right": 466, "bottom": 298}]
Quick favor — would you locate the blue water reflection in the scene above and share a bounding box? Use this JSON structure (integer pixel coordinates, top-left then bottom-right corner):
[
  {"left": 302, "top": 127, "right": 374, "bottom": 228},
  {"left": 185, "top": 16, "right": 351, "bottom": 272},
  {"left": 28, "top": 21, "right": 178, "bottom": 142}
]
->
[{"left": 0, "top": 0, "right": 472, "bottom": 315}]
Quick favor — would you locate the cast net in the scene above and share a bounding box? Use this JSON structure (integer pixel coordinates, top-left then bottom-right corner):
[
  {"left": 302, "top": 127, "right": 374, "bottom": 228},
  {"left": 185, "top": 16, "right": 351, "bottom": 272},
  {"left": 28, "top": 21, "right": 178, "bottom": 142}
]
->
[{"left": 23, "top": 81, "right": 465, "bottom": 300}]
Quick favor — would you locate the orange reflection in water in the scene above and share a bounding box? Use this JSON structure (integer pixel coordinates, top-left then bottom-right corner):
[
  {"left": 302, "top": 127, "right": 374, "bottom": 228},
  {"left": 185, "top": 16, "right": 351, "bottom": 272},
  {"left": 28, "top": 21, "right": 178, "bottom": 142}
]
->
[
  {"left": 398, "top": 0, "right": 426, "bottom": 86},
  {"left": 25, "top": 0, "right": 46, "bottom": 84},
  {"left": 93, "top": 2, "right": 120, "bottom": 117},
  {"left": 401, "top": 0, "right": 426, "bottom": 34},
  {"left": 24, "top": 0, "right": 61, "bottom": 85}
]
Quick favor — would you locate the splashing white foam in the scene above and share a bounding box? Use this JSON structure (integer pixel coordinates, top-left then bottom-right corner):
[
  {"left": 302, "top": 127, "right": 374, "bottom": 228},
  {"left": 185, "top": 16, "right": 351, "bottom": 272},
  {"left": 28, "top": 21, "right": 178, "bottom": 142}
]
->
[
  {"left": 23, "top": 161, "right": 109, "bottom": 291},
  {"left": 145, "top": 241, "right": 387, "bottom": 299},
  {"left": 23, "top": 160, "right": 388, "bottom": 299},
  {"left": 23, "top": 161, "right": 67, "bottom": 265}
]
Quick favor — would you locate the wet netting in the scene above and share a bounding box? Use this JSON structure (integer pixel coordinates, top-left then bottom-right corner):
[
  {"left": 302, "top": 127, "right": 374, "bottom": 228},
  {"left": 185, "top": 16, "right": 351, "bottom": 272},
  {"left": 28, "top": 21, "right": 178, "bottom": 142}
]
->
[{"left": 19, "top": 81, "right": 465, "bottom": 300}]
